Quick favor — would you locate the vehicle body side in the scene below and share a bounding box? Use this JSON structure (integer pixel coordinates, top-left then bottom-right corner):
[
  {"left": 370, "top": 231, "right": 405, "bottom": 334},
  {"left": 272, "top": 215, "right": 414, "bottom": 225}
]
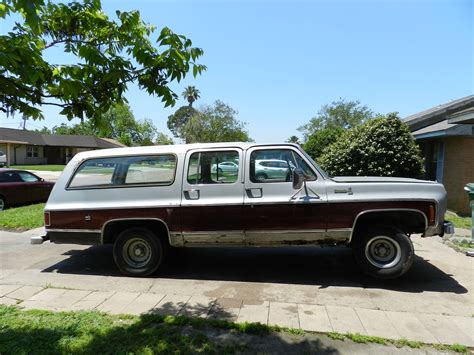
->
[{"left": 44, "top": 143, "right": 445, "bottom": 248}]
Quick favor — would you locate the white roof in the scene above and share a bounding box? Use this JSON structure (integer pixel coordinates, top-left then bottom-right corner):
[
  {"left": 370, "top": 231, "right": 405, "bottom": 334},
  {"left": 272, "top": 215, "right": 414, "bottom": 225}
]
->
[{"left": 73, "top": 142, "right": 300, "bottom": 160}]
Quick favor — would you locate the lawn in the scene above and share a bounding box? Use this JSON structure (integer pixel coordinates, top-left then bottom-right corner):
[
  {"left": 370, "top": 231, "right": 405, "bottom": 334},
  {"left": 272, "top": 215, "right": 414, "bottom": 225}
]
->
[
  {"left": 0, "top": 203, "right": 44, "bottom": 231},
  {"left": 445, "top": 211, "right": 472, "bottom": 230},
  {"left": 0, "top": 306, "right": 467, "bottom": 354},
  {"left": 10, "top": 165, "right": 65, "bottom": 171}
]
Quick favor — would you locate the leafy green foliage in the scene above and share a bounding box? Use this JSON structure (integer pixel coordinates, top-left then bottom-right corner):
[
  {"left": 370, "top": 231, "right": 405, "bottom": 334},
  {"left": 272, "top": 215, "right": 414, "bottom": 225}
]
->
[
  {"left": 182, "top": 85, "right": 200, "bottom": 107},
  {"left": 286, "top": 135, "right": 301, "bottom": 144},
  {"left": 0, "top": 0, "right": 206, "bottom": 121},
  {"left": 42, "top": 104, "right": 164, "bottom": 146},
  {"left": 155, "top": 132, "right": 174, "bottom": 145},
  {"left": 167, "top": 105, "right": 198, "bottom": 139},
  {"left": 299, "top": 99, "right": 375, "bottom": 140},
  {"left": 318, "top": 114, "right": 425, "bottom": 178},
  {"left": 181, "top": 100, "right": 253, "bottom": 143},
  {"left": 303, "top": 127, "right": 344, "bottom": 159}
]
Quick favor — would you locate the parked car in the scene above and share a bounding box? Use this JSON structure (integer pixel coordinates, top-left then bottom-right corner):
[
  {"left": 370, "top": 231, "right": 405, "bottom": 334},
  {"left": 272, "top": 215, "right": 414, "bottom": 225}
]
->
[
  {"left": 254, "top": 159, "right": 296, "bottom": 181},
  {"left": 0, "top": 169, "right": 55, "bottom": 210},
  {"left": 211, "top": 161, "right": 239, "bottom": 174},
  {"left": 36, "top": 143, "right": 453, "bottom": 279},
  {"left": 0, "top": 151, "right": 6, "bottom": 167}
]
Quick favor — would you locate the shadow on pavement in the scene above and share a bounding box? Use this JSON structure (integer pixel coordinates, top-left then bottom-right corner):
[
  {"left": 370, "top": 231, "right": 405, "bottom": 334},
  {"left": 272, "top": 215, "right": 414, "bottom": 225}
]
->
[{"left": 41, "top": 245, "right": 468, "bottom": 294}]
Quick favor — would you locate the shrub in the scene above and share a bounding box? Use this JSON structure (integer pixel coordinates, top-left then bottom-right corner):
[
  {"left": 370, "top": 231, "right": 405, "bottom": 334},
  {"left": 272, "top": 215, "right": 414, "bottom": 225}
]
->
[
  {"left": 303, "top": 127, "right": 344, "bottom": 159},
  {"left": 317, "top": 114, "right": 425, "bottom": 178}
]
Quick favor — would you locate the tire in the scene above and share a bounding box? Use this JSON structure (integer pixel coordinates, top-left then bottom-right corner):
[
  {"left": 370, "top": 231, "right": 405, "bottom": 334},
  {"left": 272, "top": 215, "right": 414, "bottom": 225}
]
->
[
  {"left": 113, "top": 227, "right": 165, "bottom": 277},
  {"left": 255, "top": 173, "right": 267, "bottom": 182},
  {"left": 0, "top": 196, "right": 6, "bottom": 211},
  {"left": 353, "top": 226, "right": 414, "bottom": 279}
]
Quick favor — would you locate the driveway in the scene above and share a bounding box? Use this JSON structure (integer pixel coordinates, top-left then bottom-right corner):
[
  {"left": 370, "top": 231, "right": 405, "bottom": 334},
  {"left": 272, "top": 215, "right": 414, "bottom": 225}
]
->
[
  {"left": 0, "top": 230, "right": 473, "bottom": 346},
  {"left": 27, "top": 170, "right": 62, "bottom": 182}
]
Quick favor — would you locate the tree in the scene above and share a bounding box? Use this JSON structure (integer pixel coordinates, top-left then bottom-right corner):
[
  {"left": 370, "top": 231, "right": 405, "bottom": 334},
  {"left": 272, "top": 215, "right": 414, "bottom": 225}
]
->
[
  {"left": 182, "top": 86, "right": 200, "bottom": 107},
  {"left": 155, "top": 132, "right": 173, "bottom": 145},
  {"left": 181, "top": 100, "right": 252, "bottom": 143},
  {"left": 167, "top": 105, "right": 198, "bottom": 140},
  {"left": 0, "top": 0, "right": 206, "bottom": 122},
  {"left": 299, "top": 99, "right": 375, "bottom": 140},
  {"left": 286, "top": 136, "right": 301, "bottom": 144},
  {"left": 317, "top": 114, "right": 425, "bottom": 178},
  {"left": 44, "top": 104, "right": 163, "bottom": 146},
  {"left": 303, "top": 127, "right": 344, "bottom": 159}
]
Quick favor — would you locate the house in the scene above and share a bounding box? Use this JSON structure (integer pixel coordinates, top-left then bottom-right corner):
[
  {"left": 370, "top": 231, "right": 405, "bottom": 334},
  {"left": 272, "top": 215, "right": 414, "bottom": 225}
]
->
[
  {"left": 0, "top": 127, "right": 124, "bottom": 166},
  {"left": 404, "top": 95, "right": 474, "bottom": 215}
]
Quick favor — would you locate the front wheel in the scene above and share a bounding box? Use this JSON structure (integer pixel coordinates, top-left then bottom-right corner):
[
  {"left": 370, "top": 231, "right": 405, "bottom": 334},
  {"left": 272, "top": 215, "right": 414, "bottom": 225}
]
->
[
  {"left": 113, "top": 227, "right": 165, "bottom": 277},
  {"left": 353, "top": 226, "right": 414, "bottom": 279}
]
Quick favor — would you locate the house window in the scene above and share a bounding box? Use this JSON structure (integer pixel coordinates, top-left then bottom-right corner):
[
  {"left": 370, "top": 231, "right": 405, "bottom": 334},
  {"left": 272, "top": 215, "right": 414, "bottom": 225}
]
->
[{"left": 26, "top": 146, "right": 39, "bottom": 158}]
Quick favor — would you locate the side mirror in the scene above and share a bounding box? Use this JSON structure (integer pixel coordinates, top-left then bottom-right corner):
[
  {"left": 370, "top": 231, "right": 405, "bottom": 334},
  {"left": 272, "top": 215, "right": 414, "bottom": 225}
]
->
[{"left": 292, "top": 168, "right": 305, "bottom": 190}]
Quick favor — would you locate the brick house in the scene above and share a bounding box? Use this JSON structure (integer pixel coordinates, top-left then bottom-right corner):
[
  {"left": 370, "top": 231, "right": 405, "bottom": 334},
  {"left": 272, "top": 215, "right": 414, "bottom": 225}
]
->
[
  {"left": 0, "top": 127, "right": 124, "bottom": 166},
  {"left": 404, "top": 95, "right": 474, "bottom": 215}
]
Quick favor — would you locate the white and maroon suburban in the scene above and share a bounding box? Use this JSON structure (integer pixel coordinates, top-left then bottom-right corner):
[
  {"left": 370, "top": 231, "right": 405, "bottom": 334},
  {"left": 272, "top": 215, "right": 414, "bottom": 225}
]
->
[{"left": 36, "top": 143, "right": 454, "bottom": 279}]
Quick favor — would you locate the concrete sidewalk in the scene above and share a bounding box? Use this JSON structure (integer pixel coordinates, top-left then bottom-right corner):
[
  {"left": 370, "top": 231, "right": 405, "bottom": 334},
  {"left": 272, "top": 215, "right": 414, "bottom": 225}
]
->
[{"left": 0, "top": 228, "right": 473, "bottom": 347}]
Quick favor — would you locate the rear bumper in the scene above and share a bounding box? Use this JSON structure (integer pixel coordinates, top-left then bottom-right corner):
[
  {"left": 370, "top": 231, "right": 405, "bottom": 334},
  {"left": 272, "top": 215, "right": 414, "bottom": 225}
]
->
[{"left": 442, "top": 221, "right": 455, "bottom": 236}]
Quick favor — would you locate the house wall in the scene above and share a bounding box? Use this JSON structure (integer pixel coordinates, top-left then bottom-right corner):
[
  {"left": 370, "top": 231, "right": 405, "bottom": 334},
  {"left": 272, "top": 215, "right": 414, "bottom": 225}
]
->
[
  {"left": 442, "top": 137, "right": 474, "bottom": 215},
  {"left": 0, "top": 144, "right": 47, "bottom": 165}
]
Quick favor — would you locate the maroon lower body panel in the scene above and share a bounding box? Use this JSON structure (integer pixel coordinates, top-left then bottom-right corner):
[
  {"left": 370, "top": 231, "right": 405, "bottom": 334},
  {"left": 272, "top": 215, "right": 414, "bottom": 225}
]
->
[{"left": 47, "top": 200, "right": 434, "bottom": 233}]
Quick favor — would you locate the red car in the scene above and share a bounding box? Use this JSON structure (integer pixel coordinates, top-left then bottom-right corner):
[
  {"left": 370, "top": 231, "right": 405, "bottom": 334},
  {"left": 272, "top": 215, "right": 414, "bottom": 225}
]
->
[{"left": 0, "top": 169, "right": 55, "bottom": 210}]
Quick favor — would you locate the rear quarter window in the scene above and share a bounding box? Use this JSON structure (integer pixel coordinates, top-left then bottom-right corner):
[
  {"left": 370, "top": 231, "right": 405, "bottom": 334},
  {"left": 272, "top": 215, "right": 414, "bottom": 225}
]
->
[{"left": 68, "top": 154, "right": 177, "bottom": 189}]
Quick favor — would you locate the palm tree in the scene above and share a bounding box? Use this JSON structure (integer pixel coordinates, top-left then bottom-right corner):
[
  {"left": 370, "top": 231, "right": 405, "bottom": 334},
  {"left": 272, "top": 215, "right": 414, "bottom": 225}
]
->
[{"left": 182, "top": 86, "right": 200, "bottom": 108}]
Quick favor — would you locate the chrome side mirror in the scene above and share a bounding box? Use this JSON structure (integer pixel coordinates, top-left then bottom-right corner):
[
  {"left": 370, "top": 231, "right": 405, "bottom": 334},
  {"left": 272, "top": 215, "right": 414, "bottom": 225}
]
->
[{"left": 292, "top": 168, "right": 305, "bottom": 190}]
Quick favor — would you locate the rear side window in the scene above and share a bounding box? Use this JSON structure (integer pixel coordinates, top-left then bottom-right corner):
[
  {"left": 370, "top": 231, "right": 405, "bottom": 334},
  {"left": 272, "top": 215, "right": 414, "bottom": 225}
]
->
[
  {"left": 187, "top": 151, "right": 239, "bottom": 184},
  {"left": 68, "top": 155, "right": 177, "bottom": 189}
]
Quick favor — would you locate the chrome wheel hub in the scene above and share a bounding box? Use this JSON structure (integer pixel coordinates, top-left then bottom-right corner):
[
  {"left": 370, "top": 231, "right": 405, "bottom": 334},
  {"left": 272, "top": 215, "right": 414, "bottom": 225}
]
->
[
  {"left": 123, "top": 237, "right": 152, "bottom": 268},
  {"left": 365, "top": 236, "right": 401, "bottom": 269}
]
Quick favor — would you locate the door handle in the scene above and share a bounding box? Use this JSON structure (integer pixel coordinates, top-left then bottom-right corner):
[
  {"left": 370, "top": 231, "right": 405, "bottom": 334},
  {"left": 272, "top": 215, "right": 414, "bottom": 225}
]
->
[
  {"left": 246, "top": 188, "right": 263, "bottom": 198},
  {"left": 184, "top": 189, "right": 200, "bottom": 200},
  {"left": 334, "top": 187, "right": 353, "bottom": 195}
]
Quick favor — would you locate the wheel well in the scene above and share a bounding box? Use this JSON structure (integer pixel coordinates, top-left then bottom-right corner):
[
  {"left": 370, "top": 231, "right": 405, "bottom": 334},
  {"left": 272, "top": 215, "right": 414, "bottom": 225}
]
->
[
  {"left": 102, "top": 219, "right": 170, "bottom": 245},
  {"left": 352, "top": 210, "right": 427, "bottom": 239}
]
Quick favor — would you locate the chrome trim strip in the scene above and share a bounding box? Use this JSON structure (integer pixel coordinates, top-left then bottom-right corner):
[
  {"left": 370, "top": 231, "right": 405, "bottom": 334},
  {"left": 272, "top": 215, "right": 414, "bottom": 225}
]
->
[
  {"left": 100, "top": 218, "right": 171, "bottom": 245},
  {"left": 245, "top": 229, "right": 326, "bottom": 234},
  {"left": 46, "top": 228, "right": 101, "bottom": 233},
  {"left": 348, "top": 208, "right": 428, "bottom": 243}
]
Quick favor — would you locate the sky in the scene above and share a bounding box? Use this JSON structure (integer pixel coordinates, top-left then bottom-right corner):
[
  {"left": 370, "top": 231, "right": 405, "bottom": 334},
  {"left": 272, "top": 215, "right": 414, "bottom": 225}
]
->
[{"left": 0, "top": 0, "right": 472, "bottom": 142}]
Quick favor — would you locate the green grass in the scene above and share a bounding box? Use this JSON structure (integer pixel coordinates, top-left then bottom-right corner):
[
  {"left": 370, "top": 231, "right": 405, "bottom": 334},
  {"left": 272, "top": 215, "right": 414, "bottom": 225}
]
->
[
  {"left": 446, "top": 211, "right": 472, "bottom": 230},
  {"left": 0, "top": 203, "right": 44, "bottom": 231},
  {"left": 0, "top": 306, "right": 469, "bottom": 354},
  {"left": 10, "top": 165, "right": 65, "bottom": 171}
]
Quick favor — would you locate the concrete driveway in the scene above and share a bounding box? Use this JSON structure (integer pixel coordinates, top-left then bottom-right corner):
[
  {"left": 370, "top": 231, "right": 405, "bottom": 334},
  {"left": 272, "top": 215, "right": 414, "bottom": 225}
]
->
[
  {"left": 0, "top": 229, "right": 473, "bottom": 346},
  {"left": 27, "top": 170, "right": 62, "bottom": 182}
]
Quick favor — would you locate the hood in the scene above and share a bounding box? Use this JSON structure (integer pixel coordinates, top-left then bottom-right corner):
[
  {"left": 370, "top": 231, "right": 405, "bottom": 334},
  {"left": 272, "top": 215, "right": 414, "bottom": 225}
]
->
[{"left": 331, "top": 176, "right": 436, "bottom": 184}]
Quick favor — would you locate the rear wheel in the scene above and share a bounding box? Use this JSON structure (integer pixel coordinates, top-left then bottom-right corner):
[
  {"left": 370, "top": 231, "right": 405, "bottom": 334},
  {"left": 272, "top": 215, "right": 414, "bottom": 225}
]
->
[
  {"left": 113, "top": 227, "right": 165, "bottom": 277},
  {"left": 0, "top": 196, "right": 6, "bottom": 211},
  {"left": 353, "top": 226, "right": 414, "bottom": 279}
]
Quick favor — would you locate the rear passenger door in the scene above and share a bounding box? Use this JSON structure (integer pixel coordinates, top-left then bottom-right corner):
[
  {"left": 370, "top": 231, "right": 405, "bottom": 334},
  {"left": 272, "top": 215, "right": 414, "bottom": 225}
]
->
[{"left": 178, "top": 148, "right": 245, "bottom": 245}]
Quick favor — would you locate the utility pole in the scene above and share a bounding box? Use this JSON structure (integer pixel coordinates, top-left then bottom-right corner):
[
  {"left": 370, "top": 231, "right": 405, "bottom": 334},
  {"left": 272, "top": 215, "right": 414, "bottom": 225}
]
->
[{"left": 22, "top": 116, "right": 27, "bottom": 130}]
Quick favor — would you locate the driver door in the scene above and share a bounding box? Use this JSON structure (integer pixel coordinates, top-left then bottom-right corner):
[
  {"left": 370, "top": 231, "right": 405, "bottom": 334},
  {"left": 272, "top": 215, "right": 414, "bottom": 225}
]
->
[{"left": 243, "top": 146, "right": 328, "bottom": 245}]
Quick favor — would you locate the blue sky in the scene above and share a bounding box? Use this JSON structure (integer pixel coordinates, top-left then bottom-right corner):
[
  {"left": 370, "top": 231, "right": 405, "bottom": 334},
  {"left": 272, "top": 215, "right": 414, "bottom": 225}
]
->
[{"left": 1, "top": 0, "right": 472, "bottom": 142}]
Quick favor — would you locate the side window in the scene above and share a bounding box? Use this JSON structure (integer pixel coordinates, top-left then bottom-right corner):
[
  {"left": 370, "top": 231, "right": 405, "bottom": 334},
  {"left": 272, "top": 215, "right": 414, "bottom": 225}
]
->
[
  {"left": 250, "top": 149, "right": 316, "bottom": 183},
  {"left": 125, "top": 155, "right": 176, "bottom": 184},
  {"left": 17, "top": 171, "right": 40, "bottom": 182},
  {"left": 187, "top": 151, "right": 239, "bottom": 184},
  {"left": 68, "top": 154, "right": 177, "bottom": 188},
  {"left": 26, "top": 146, "right": 39, "bottom": 158}
]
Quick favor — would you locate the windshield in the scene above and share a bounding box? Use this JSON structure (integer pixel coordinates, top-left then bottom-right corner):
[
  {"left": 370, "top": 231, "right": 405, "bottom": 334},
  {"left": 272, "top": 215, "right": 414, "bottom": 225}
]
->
[{"left": 298, "top": 147, "right": 331, "bottom": 179}]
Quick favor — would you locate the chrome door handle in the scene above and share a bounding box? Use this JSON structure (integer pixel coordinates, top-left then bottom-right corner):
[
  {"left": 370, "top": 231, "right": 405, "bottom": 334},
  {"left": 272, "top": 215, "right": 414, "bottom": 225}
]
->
[
  {"left": 334, "top": 187, "right": 353, "bottom": 195},
  {"left": 184, "top": 189, "right": 200, "bottom": 200},
  {"left": 246, "top": 188, "right": 263, "bottom": 198}
]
